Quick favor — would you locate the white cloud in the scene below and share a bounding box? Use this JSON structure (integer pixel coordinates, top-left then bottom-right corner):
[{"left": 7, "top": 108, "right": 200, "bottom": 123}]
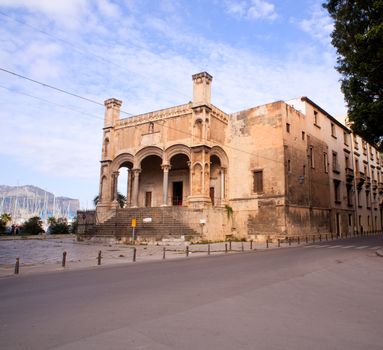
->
[
  {"left": 225, "top": 0, "right": 277, "bottom": 21},
  {"left": 0, "top": 0, "right": 345, "bottom": 205},
  {"left": 0, "top": 0, "right": 91, "bottom": 29},
  {"left": 298, "top": 5, "right": 333, "bottom": 45}
]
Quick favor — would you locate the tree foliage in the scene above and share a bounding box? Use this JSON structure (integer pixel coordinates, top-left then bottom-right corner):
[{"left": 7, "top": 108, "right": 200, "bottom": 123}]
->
[
  {"left": 48, "top": 217, "right": 70, "bottom": 234},
  {"left": 323, "top": 0, "right": 383, "bottom": 149},
  {"left": 0, "top": 213, "right": 12, "bottom": 234},
  {"left": 21, "top": 216, "right": 44, "bottom": 235}
]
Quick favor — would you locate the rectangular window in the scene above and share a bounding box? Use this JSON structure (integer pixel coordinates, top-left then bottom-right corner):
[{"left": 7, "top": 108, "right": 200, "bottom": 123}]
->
[
  {"left": 309, "top": 146, "right": 314, "bottom": 168},
  {"left": 345, "top": 155, "right": 350, "bottom": 169},
  {"left": 348, "top": 214, "right": 352, "bottom": 226},
  {"left": 357, "top": 189, "right": 362, "bottom": 207},
  {"left": 302, "top": 131, "right": 305, "bottom": 140},
  {"left": 334, "top": 180, "right": 341, "bottom": 203},
  {"left": 346, "top": 184, "right": 353, "bottom": 206},
  {"left": 366, "top": 191, "right": 371, "bottom": 208},
  {"left": 332, "top": 152, "right": 339, "bottom": 173},
  {"left": 355, "top": 158, "right": 359, "bottom": 174},
  {"left": 324, "top": 153, "right": 328, "bottom": 173},
  {"left": 314, "top": 111, "right": 319, "bottom": 126},
  {"left": 253, "top": 170, "right": 263, "bottom": 193},
  {"left": 331, "top": 123, "right": 336, "bottom": 137},
  {"left": 286, "top": 123, "right": 290, "bottom": 133},
  {"left": 343, "top": 131, "right": 349, "bottom": 145}
]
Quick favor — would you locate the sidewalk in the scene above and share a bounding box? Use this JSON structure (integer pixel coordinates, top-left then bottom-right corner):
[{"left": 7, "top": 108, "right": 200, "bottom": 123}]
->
[{"left": 0, "top": 237, "right": 284, "bottom": 277}]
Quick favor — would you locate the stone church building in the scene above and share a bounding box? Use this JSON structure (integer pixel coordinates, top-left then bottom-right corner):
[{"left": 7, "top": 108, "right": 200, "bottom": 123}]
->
[{"left": 78, "top": 72, "right": 383, "bottom": 241}]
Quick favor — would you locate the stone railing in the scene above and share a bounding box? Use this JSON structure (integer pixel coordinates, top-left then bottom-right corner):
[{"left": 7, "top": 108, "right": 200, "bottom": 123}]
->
[{"left": 116, "top": 103, "right": 192, "bottom": 128}]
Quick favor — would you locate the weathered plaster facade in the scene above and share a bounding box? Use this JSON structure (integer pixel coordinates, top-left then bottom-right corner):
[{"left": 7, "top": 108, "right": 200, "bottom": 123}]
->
[{"left": 81, "top": 72, "right": 383, "bottom": 241}]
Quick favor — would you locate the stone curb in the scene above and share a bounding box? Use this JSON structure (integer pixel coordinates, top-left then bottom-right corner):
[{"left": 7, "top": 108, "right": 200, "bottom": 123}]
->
[{"left": 376, "top": 249, "right": 383, "bottom": 258}]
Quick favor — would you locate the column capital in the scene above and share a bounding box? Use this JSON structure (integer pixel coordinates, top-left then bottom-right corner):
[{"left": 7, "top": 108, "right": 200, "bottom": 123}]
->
[
  {"left": 161, "top": 164, "right": 171, "bottom": 172},
  {"left": 132, "top": 168, "right": 141, "bottom": 175}
]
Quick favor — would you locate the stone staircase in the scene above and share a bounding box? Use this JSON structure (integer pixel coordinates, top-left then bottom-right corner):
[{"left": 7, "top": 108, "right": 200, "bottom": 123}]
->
[{"left": 91, "top": 207, "right": 201, "bottom": 241}]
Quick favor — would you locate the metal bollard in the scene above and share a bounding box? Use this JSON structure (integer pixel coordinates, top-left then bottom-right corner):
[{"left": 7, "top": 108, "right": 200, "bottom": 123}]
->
[
  {"left": 186, "top": 246, "right": 189, "bottom": 257},
  {"left": 278, "top": 239, "right": 280, "bottom": 247},
  {"left": 14, "top": 258, "right": 20, "bottom": 275},
  {"left": 133, "top": 247, "right": 137, "bottom": 262},
  {"left": 225, "top": 243, "right": 228, "bottom": 253},
  {"left": 97, "top": 250, "right": 102, "bottom": 265},
  {"left": 163, "top": 247, "right": 166, "bottom": 260},
  {"left": 208, "top": 244, "right": 211, "bottom": 255},
  {"left": 266, "top": 239, "right": 269, "bottom": 248},
  {"left": 229, "top": 241, "right": 232, "bottom": 251},
  {"left": 250, "top": 240, "right": 253, "bottom": 250},
  {"left": 241, "top": 242, "right": 244, "bottom": 252},
  {"left": 62, "top": 251, "right": 67, "bottom": 267}
]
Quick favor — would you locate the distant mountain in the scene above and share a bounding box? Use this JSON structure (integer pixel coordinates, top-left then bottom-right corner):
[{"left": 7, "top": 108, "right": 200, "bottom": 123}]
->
[{"left": 0, "top": 185, "right": 80, "bottom": 223}]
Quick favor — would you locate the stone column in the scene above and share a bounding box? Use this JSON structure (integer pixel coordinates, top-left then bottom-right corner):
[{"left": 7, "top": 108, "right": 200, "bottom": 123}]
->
[
  {"left": 112, "top": 171, "right": 119, "bottom": 202},
  {"left": 126, "top": 169, "right": 131, "bottom": 207},
  {"left": 187, "top": 161, "right": 192, "bottom": 196},
  {"left": 131, "top": 169, "right": 141, "bottom": 208},
  {"left": 220, "top": 168, "right": 225, "bottom": 203},
  {"left": 161, "top": 164, "right": 171, "bottom": 206}
]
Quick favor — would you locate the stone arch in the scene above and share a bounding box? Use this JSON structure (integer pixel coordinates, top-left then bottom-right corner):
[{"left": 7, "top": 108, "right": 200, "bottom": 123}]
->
[
  {"left": 210, "top": 146, "right": 229, "bottom": 168},
  {"left": 167, "top": 146, "right": 191, "bottom": 206},
  {"left": 111, "top": 152, "right": 134, "bottom": 172},
  {"left": 135, "top": 146, "right": 163, "bottom": 168},
  {"left": 165, "top": 144, "right": 191, "bottom": 163}
]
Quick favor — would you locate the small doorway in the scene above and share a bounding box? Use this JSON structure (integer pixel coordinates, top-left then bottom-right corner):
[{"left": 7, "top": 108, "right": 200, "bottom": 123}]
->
[
  {"left": 336, "top": 213, "right": 341, "bottom": 237},
  {"left": 145, "top": 191, "right": 152, "bottom": 207},
  {"left": 172, "top": 182, "right": 183, "bottom": 206},
  {"left": 210, "top": 187, "right": 215, "bottom": 206}
]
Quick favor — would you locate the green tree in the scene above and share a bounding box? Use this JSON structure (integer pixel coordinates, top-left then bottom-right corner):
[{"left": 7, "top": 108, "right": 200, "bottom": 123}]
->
[
  {"left": 21, "top": 216, "right": 44, "bottom": 235},
  {"left": 0, "top": 213, "right": 12, "bottom": 234},
  {"left": 93, "top": 192, "right": 127, "bottom": 208},
  {"left": 48, "top": 217, "right": 70, "bottom": 234},
  {"left": 323, "top": 0, "right": 383, "bottom": 149}
]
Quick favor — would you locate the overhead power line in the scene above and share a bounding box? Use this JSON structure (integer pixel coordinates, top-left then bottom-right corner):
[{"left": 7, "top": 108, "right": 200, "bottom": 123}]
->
[
  {"left": 0, "top": 66, "right": 285, "bottom": 165},
  {"left": 0, "top": 11, "right": 191, "bottom": 101}
]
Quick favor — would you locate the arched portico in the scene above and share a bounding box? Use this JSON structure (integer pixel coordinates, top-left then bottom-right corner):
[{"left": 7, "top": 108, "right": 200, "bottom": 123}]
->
[
  {"left": 169, "top": 153, "right": 190, "bottom": 206},
  {"left": 210, "top": 146, "right": 228, "bottom": 206},
  {"left": 109, "top": 153, "right": 134, "bottom": 207}
]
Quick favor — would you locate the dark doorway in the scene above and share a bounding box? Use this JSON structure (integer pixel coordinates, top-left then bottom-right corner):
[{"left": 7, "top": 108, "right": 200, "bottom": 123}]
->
[
  {"left": 336, "top": 213, "right": 340, "bottom": 237},
  {"left": 145, "top": 191, "right": 152, "bottom": 207},
  {"left": 172, "top": 182, "right": 183, "bottom": 206},
  {"left": 210, "top": 187, "right": 215, "bottom": 206}
]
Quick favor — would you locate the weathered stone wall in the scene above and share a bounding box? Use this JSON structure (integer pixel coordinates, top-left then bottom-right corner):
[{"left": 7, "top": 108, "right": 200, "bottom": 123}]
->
[{"left": 226, "top": 102, "right": 286, "bottom": 238}]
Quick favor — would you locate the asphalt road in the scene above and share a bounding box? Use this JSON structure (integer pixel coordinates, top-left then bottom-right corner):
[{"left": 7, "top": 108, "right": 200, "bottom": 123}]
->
[{"left": 1, "top": 236, "right": 382, "bottom": 350}]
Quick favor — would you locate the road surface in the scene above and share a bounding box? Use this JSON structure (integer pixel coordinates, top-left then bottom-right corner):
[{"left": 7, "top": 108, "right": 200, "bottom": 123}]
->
[{"left": 1, "top": 236, "right": 382, "bottom": 349}]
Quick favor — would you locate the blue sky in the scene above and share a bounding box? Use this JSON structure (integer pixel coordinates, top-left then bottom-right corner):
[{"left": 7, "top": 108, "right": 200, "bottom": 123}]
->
[{"left": 0, "top": 0, "right": 345, "bottom": 209}]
